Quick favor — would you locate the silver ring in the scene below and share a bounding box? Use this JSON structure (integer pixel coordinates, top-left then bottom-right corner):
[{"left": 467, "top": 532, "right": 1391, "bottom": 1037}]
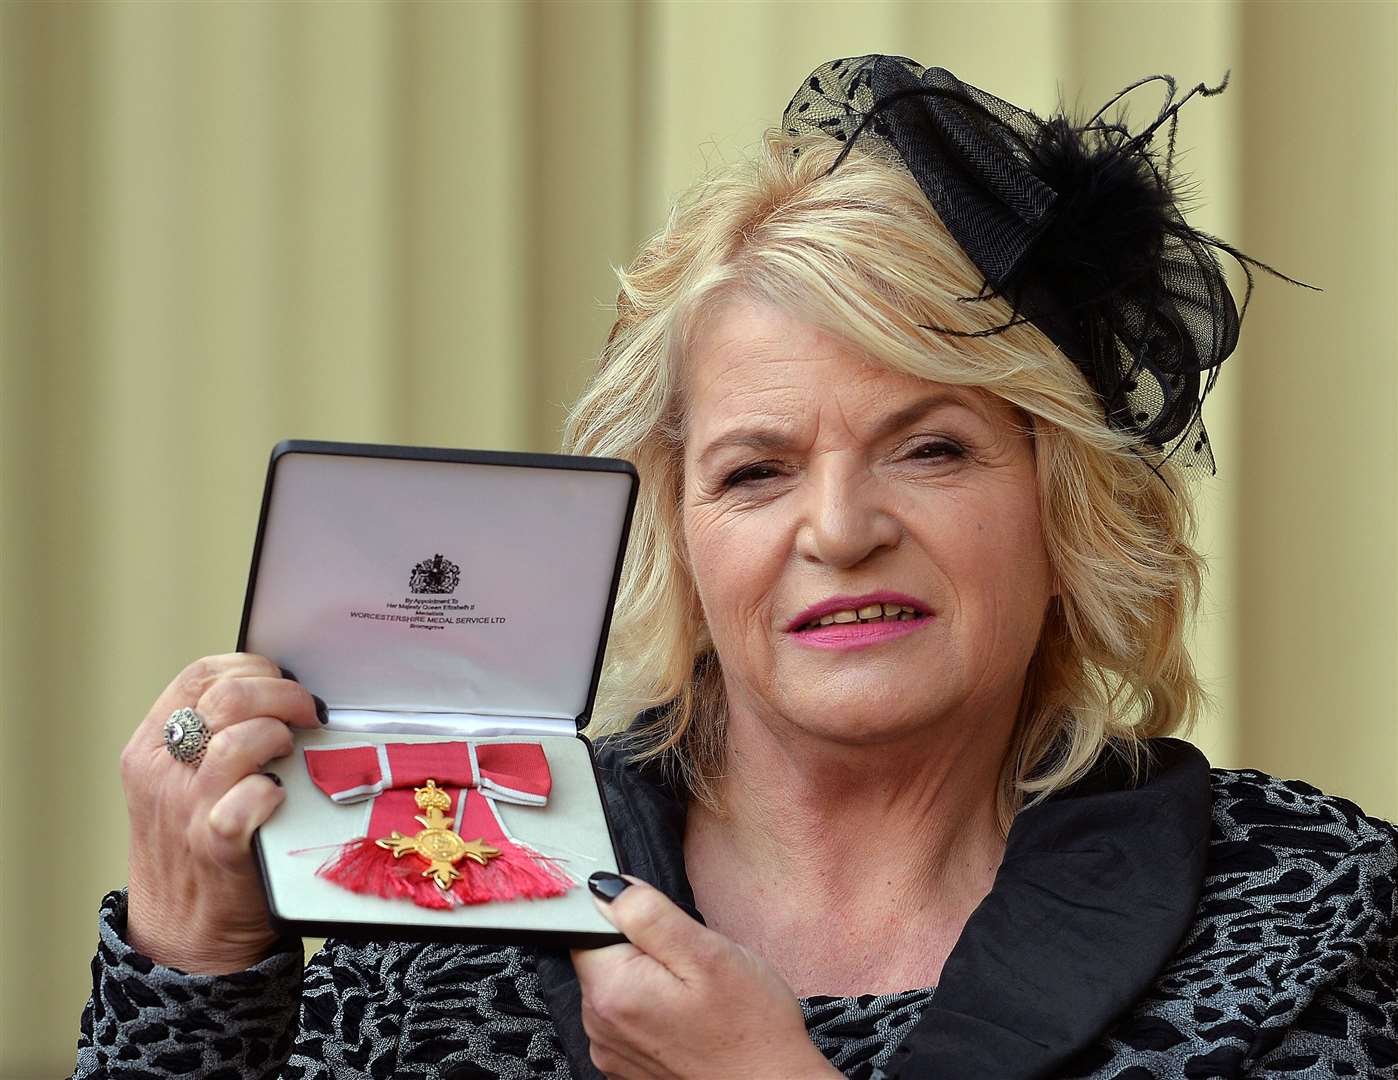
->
[{"left": 164, "top": 706, "right": 210, "bottom": 767}]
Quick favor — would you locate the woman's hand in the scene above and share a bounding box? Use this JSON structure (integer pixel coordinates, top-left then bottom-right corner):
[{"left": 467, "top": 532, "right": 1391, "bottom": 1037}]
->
[
  {"left": 121, "top": 653, "right": 322, "bottom": 974},
  {"left": 570, "top": 875, "right": 839, "bottom": 1080}
]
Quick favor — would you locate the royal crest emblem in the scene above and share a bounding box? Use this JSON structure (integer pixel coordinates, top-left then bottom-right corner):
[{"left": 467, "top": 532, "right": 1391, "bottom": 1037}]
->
[{"left": 409, "top": 553, "right": 460, "bottom": 594}]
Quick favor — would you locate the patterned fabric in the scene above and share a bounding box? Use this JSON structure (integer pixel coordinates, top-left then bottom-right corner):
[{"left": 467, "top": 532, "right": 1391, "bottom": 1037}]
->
[
  {"left": 74, "top": 893, "right": 930, "bottom": 1080},
  {"left": 802, "top": 987, "right": 937, "bottom": 1080},
  {"left": 75, "top": 905, "right": 302, "bottom": 1078},
  {"left": 73, "top": 768, "right": 1398, "bottom": 1079},
  {"left": 1061, "top": 770, "right": 1398, "bottom": 1079}
]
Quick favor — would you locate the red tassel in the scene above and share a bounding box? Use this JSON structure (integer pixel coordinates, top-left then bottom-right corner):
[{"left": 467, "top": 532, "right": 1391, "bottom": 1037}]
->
[
  {"left": 316, "top": 835, "right": 573, "bottom": 909},
  {"left": 449, "top": 839, "right": 574, "bottom": 904}
]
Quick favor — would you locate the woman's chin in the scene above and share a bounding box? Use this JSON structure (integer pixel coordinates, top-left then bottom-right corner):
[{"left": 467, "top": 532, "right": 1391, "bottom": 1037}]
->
[
  {"left": 775, "top": 642, "right": 959, "bottom": 702},
  {"left": 768, "top": 688, "right": 957, "bottom": 748}
]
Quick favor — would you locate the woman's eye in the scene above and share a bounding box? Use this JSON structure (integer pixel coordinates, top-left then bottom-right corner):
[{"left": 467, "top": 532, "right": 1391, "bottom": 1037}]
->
[
  {"left": 723, "top": 462, "right": 782, "bottom": 488},
  {"left": 908, "top": 440, "right": 965, "bottom": 461}
]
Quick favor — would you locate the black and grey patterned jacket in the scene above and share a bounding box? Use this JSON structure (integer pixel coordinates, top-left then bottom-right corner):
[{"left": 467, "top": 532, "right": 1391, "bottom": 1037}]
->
[{"left": 75, "top": 736, "right": 1397, "bottom": 1079}]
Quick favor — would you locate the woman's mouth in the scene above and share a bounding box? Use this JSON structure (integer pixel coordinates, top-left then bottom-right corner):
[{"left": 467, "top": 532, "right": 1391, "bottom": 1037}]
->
[
  {"left": 787, "top": 596, "right": 934, "bottom": 651},
  {"left": 796, "top": 602, "right": 923, "bottom": 631}
]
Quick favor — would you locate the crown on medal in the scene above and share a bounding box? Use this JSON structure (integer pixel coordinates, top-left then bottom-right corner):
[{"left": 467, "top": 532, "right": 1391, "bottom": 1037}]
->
[{"left": 414, "top": 779, "right": 452, "bottom": 814}]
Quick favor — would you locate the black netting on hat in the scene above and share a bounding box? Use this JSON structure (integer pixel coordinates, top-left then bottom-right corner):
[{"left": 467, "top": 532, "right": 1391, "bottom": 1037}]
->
[{"left": 781, "top": 55, "right": 1317, "bottom": 472}]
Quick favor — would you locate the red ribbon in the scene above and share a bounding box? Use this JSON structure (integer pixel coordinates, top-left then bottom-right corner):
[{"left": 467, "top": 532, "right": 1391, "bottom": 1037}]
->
[{"left": 302, "top": 740, "right": 573, "bottom": 909}]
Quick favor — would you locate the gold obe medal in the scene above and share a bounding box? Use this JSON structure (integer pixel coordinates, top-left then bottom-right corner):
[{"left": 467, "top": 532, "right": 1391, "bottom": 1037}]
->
[{"left": 375, "top": 779, "right": 502, "bottom": 889}]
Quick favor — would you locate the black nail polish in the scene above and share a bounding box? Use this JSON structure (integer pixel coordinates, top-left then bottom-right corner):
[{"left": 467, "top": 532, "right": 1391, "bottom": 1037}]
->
[
  {"left": 262, "top": 771, "right": 283, "bottom": 787},
  {"left": 279, "top": 667, "right": 299, "bottom": 683},
  {"left": 588, "top": 871, "right": 630, "bottom": 902},
  {"left": 312, "top": 695, "right": 328, "bottom": 724}
]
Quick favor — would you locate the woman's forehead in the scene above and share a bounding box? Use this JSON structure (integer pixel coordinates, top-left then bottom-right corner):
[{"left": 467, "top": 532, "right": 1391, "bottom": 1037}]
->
[
  {"left": 682, "top": 294, "right": 1003, "bottom": 430},
  {"left": 685, "top": 292, "right": 853, "bottom": 377}
]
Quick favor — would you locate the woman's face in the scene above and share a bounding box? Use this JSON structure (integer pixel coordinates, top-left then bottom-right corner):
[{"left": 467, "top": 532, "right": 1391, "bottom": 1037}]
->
[{"left": 681, "top": 294, "right": 1056, "bottom": 749}]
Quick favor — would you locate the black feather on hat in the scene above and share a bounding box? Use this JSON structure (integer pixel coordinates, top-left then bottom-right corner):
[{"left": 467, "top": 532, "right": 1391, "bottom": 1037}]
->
[{"left": 782, "top": 55, "right": 1318, "bottom": 473}]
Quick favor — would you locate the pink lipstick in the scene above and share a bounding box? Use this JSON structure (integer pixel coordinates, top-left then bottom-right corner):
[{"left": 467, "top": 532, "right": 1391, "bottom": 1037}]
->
[{"left": 786, "top": 591, "right": 934, "bottom": 652}]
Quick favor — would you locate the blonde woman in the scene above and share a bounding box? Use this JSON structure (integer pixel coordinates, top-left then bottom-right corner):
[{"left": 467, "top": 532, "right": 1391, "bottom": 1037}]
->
[{"left": 76, "top": 57, "right": 1395, "bottom": 1080}]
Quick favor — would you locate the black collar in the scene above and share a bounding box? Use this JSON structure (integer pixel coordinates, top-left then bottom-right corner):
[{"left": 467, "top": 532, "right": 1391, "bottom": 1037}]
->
[{"left": 535, "top": 734, "right": 1212, "bottom": 1080}]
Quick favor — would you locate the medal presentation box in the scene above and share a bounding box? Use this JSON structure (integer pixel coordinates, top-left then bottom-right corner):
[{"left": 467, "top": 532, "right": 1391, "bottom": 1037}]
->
[{"left": 240, "top": 440, "right": 637, "bottom": 948}]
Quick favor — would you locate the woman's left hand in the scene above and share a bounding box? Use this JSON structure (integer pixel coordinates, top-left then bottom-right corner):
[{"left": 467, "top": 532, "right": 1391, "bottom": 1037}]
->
[{"left": 570, "top": 875, "right": 839, "bottom": 1080}]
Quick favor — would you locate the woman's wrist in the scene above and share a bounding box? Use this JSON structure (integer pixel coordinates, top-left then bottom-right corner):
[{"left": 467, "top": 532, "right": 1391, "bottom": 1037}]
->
[
  {"left": 123, "top": 885, "right": 289, "bottom": 975},
  {"left": 84, "top": 890, "right": 303, "bottom": 1080}
]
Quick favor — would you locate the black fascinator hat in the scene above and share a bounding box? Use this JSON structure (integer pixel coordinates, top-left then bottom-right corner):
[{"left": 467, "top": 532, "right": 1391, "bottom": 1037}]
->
[{"left": 782, "top": 55, "right": 1317, "bottom": 472}]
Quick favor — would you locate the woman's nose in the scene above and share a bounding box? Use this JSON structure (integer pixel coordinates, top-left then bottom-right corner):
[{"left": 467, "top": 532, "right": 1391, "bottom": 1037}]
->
[{"left": 793, "top": 465, "right": 902, "bottom": 569}]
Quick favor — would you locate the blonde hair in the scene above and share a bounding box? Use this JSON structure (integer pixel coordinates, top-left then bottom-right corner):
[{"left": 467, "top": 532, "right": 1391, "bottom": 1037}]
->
[{"left": 562, "top": 130, "right": 1206, "bottom": 835}]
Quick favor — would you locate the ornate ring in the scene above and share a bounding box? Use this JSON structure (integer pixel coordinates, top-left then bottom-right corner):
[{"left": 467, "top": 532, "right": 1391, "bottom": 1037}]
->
[{"left": 164, "top": 706, "right": 211, "bottom": 767}]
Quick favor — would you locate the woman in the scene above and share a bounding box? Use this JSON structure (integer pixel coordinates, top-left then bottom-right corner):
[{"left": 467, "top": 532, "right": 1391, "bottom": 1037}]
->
[{"left": 75, "top": 56, "right": 1396, "bottom": 1080}]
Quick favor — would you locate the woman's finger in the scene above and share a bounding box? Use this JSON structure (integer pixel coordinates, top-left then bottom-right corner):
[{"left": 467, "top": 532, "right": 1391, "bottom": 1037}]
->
[
  {"left": 202, "top": 772, "right": 287, "bottom": 870},
  {"left": 588, "top": 878, "right": 718, "bottom": 982},
  {"left": 195, "top": 675, "right": 321, "bottom": 734},
  {"left": 580, "top": 1001, "right": 656, "bottom": 1080},
  {"left": 192, "top": 716, "right": 297, "bottom": 803},
  {"left": 570, "top": 941, "right": 644, "bottom": 985},
  {"left": 146, "top": 653, "right": 283, "bottom": 733}
]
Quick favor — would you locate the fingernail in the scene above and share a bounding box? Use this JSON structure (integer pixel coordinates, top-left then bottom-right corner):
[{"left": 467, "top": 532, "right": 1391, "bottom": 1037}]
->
[
  {"left": 279, "top": 667, "right": 299, "bottom": 682},
  {"left": 262, "top": 771, "right": 283, "bottom": 787},
  {"left": 587, "top": 871, "right": 630, "bottom": 902},
  {"left": 312, "top": 695, "right": 328, "bottom": 724}
]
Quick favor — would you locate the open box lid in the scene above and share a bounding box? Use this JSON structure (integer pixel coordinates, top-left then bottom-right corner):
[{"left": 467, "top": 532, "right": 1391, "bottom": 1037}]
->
[{"left": 238, "top": 441, "right": 637, "bottom": 731}]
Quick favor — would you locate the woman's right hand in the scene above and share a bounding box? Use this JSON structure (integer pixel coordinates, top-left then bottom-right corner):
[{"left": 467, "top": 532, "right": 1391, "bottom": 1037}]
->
[{"left": 121, "top": 653, "right": 323, "bottom": 974}]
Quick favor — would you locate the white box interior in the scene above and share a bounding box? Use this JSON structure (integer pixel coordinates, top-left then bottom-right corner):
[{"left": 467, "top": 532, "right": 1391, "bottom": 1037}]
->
[{"left": 244, "top": 451, "right": 633, "bottom": 720}]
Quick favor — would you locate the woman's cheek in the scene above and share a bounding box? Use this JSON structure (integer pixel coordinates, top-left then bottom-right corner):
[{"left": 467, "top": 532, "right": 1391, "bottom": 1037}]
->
[
  {"left": 688, "top": 505, "right": 784, "bottom": 654},
  {"left": 685, "top": 505, "right": 740, "bottom": 620}
]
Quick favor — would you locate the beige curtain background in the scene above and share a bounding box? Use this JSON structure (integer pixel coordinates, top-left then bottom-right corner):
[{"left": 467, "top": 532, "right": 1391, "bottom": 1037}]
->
[{"left": 3, "top": 1, "right": 1394, "bottom": 1074}]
